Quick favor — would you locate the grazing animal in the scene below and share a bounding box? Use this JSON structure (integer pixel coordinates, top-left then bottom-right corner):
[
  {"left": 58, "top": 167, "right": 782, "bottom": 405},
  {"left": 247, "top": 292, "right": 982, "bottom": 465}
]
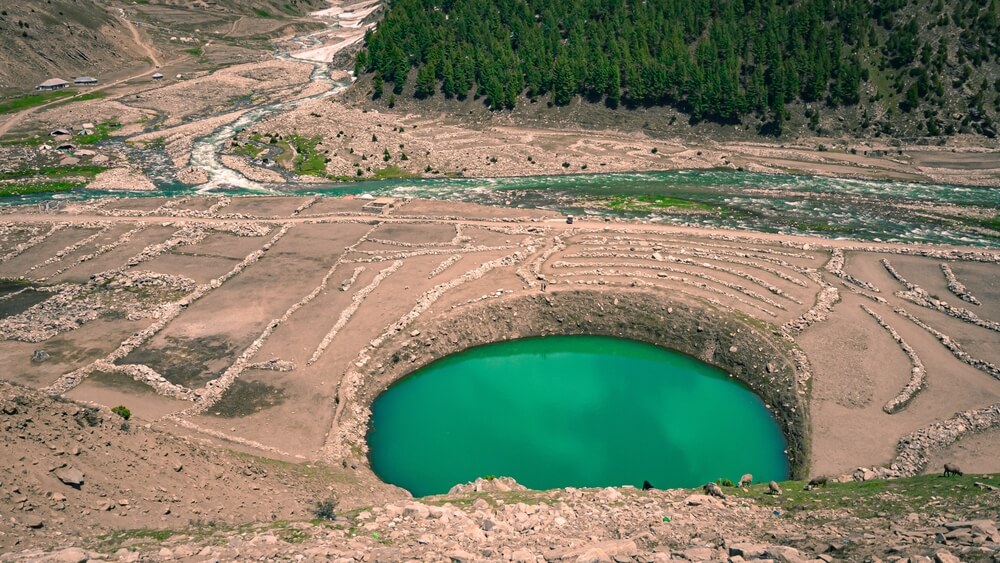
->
[
  {"left": 768, "top": 481, "right": 782, "bottom": 495},
  {"left": 738, "top": 473, "right": 753, "bottom": 488},
  {"left": 805, "top": 476, "right": 829, "bottom": 490},
  {"left": 642, "top": 480, "right": 654, "bottom": 491},
  {"left": 943, "top": 463, "right": 964, "bottom": 477},
  {"left": 703, "top": 482, "right": 726, "bottom": 499}
]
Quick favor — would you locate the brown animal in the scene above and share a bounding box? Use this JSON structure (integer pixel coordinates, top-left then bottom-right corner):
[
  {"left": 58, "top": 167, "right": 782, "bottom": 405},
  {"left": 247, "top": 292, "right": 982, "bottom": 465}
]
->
[
  {"left": 943, "top": 463, "right": 963, "bottom": 477},
  {"left": 768, "top": 481, "right": 782, "bottom": 495},
  {"left": 738, "top": 473, "right": 753, "bottom": 488},
  {"left": 703, "top": 482, "right": 726, "bottom": 499},
  {"left": 805, "top": 476, "right": 829, "bottom": 490}
]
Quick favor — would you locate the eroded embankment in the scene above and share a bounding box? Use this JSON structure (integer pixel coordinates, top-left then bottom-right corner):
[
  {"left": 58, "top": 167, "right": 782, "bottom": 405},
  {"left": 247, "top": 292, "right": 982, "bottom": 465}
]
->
[{"left": 339, "top": 288, "right": 810, "bottom": 480}]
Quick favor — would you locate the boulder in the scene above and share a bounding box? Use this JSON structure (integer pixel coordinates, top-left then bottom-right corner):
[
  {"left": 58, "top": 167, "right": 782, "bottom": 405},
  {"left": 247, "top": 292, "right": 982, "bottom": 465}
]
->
[
  {"left": 934, "top": 551, "right": 961, "bottom": 563},
  {"left": 729, "top": 543, "right": 767, "bottom": 559},
  {"left": 574, "top": 548, "right": 611, "bottom": 563},
  {"left": 37, "top": 548, "right": 89, "bottom": 563},
  {"left": 403, "top": 502, "right": 430, "bottom": 520},
  {"left": 55, "top": 467, "right": 85, "bottom": 489},
  {"left": 764, "top": 545, "right": 809, "bottom": 563},
  {"left": 680, "top": 547, "right": 715, "bottom": 561},
  {"left": 32, "top": 349, "right": 50, "bottom": 363}
]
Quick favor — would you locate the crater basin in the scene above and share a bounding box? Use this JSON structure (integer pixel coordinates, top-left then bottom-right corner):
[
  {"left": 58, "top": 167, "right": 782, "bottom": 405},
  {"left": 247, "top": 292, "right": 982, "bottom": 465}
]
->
[{"left": 368, "top": 335, "right": 789, "bottom": 496}]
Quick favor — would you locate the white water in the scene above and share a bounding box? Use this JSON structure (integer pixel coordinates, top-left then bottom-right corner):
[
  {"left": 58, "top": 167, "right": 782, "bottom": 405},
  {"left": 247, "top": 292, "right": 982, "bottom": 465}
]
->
[{"left": 188, "top": 7, "right": 356, "bottom": 193}]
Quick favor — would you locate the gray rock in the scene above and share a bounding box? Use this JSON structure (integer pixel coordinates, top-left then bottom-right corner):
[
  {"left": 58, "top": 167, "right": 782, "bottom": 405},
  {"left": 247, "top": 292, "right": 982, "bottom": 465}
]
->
[
  {"left": 37, "top": 547, "right": 89, "bottom": 563},
  {"left": 403, "top": 502, "right": 430, "bottom": 519},
  {"left": 764, "top": 545, "right": 809, "bottom": 563},
  {"left": 55, "top": 467, "right": 85, "bottom": 488},
  {"left": 25, "top": 516, "right": 45, "bottom": 529},
  {"left": 445, "top": 549, "right": 477, "bottom": 562},
  {"left": 32, "top": 349, "right": 50, "bottom": 362},
  {"left": 729, "top": 543, "right": 767, "bottom": 559},
  {"left": 574, "top": 548, "right": 611, "bottom": 563},
  {"left": 680, "top": 547, "right": 715, "bottom": 561}
]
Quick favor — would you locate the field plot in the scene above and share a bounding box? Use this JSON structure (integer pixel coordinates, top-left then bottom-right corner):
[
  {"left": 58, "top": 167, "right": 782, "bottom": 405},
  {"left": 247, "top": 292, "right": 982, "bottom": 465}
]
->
[
  {"left": 223, "top": 195, "right": 314, "bottom": 217},
  {"left": 0, "top": 196, "right": 996, "bottom": 485}
]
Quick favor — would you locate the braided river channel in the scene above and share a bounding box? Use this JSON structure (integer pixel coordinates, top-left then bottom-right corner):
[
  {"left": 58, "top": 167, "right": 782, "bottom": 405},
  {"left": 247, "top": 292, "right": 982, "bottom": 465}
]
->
[{"left": 367, "top": 336, "right": 788, "bottom": 497}]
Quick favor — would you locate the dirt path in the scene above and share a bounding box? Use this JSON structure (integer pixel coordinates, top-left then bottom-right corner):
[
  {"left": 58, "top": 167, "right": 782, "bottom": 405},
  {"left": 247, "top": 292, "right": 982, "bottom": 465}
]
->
[{"left": 121, "top": 13, "right": 161, "bottom": 68}]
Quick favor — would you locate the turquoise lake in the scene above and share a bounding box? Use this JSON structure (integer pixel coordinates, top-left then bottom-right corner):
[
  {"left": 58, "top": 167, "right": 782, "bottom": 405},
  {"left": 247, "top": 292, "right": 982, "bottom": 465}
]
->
[{"left": 367, "top": 336, "right": 789, "bottom": 497}]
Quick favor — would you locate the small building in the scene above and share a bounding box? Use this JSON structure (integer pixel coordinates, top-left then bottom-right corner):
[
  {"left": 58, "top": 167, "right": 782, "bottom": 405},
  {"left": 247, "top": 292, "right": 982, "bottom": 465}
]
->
[
  {"left": 74, "top": 76, "right": 98, "bottom": 86},
  {"left": 152, "top": 72, "right": 164, "bottom": 80},
  {"left": 50, "top": 128, "right": 71, "bottom": 137},
  {"left": 362, "top": 197, "right": 397, "bottom": 213},
  {"left": 36, "top": 78, "right": 69, "bottom": 91},
  {"left": 56, "top": 143, "right": 75, "bottom": 151}
]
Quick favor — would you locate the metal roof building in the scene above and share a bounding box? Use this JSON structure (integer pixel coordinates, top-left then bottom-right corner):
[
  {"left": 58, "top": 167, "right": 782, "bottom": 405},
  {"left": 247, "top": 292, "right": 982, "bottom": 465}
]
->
[{"left": 36, "top": 78, "right": 69, "bottom": 91}]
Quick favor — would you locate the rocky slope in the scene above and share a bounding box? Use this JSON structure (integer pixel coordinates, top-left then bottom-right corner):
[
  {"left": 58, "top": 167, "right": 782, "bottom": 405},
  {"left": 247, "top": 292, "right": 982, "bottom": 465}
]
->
[
  {"left": 2, "top": 380, "right": 998, "bottom": 562},
  {"left": 0, "top": 380, "right": 400, "bottom": 554}
]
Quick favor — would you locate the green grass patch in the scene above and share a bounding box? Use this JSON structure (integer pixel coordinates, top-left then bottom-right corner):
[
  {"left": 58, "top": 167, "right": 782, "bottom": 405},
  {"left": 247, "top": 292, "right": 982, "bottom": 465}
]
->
[
  {"left": 793, "top": 223, "right": 855, "bottom": 234},
  {"left": 285, "top": 134, "right": 327, "bottom": 177},
  {"left": 48, "top": 91, "right": 106, "bottom": 110},
  {"left": 0, "top": 134, "right": 47, "bottom": 147},
  {"left": 981, "top": 214, "right": 1000, "bottom": 231},
  {"left": 0, "top": 164, "right": 104, "bottom": 181},
  {"left": 186, "top": 47, "right": 203, "bottom": 56},
  {"left": 233, "top": 144, "right": 264, "bottom": 158},
  {"left": 0, "top": 181, "right": 84, "bottom": 197},
  {"left": 600, "top": 194, "right": 715, "bottom": 213},
  {"left": 254, "top": 7, "right": 271, "bottom": 17},
  {"left": 93, "top": 528, "right": 179, "bottom": 551},
  {"left": 371, "top": 164, "right": 418, "bottom": 180},
  {"left": 0, "top": 90, "right": 76, "bottom": 115},
  {"left": 76, "top": 121, "right": 122, "bottom": 145},
  {"left": 731, "top": 473, "right": 1000, "bottom": 519}
]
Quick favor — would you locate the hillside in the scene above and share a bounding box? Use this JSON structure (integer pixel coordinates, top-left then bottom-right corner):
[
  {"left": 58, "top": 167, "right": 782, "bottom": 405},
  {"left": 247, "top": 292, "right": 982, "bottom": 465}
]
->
[
  {"left": 0, "top": 0, "right": 327, "bottom": 97},
  {"left": 3, "top": 381, "right": 998, "bottom": 562},
  {"left": 354, "top": 0, "right": 1000, "bottom": 140},
  {"left": 0, "top": 1, "right": 146, "bottom": 93}
]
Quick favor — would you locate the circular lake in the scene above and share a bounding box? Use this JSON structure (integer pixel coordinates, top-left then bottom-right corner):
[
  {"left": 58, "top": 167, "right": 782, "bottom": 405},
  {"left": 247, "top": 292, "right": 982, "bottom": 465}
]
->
[{"left": 367, "top": 335, "right": 789, "bottom": 497}]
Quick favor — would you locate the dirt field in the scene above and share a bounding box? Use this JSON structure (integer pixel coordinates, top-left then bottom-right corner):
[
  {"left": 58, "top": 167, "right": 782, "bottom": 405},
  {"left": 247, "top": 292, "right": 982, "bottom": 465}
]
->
[{"left": 1, "top": 196, "right": 998, "bottom": 498}]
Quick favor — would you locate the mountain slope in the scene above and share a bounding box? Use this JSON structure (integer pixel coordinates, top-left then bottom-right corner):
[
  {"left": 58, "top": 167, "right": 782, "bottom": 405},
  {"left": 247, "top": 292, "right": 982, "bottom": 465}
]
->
[{"left": 354, "top": 0, "right": 1000, "bottom": 139}]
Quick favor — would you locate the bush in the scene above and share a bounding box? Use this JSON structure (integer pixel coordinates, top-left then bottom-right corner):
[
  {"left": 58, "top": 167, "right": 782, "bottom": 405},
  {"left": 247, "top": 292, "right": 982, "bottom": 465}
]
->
[
  {"left": 716, "top": 478, "right": 735, "bottom": 487},
  {"left": 313, "top": 499, "right": 337, "bottom": 521},
  {"left": 111, "top": 405, "right": 131, "bottom": 420}
]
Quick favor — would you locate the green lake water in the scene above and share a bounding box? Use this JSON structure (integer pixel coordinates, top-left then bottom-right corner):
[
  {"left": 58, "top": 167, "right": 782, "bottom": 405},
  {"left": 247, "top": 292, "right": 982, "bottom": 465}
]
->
[{"left": 367, "top": 336, "right": 789, "bottom": 497}]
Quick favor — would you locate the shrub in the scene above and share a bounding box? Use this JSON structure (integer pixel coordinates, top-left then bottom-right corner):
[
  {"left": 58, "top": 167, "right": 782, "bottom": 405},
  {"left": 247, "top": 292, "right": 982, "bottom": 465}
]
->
[
  {"left": 561, "top": 162, "right": 570, "bottom": 168},
  {"left": 313, "top": 499, "right": 337, "bottom": 521},
  {"left": 111, "top": 405, "right": 131, "bottom": 420},
  {"left": 716, "top": 478, "right": 735, "bottom": 487}
]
